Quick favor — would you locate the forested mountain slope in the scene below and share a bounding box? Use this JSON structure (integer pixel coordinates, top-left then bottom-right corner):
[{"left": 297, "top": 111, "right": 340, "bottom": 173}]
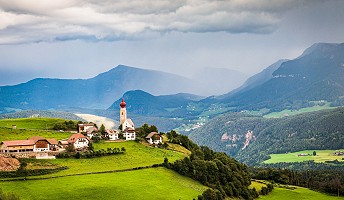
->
[{"left": 189, "top": 107, "right": 344, "bottom": 165}]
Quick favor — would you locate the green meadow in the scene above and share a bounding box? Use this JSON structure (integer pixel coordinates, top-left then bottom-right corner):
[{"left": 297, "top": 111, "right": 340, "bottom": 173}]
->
[
  {"left": 26, "top": 141, "right": 186, "bottom": 178},
  {"left": 259, "top": 186, "right": 344, "bottom": 200},
  {"left": 0, "top": 167, "right": 207, "bottom": 200},
  {"left": 0, "top": 118, "right": 73, "bottom": 130},
  {"left": 263, "top": 104, "right": 335, "bottom": 118},
  {"left": 249, "top": 180, "right": 267, "bottom": 192},
  {"left": 264, "top": 149, "right": 344, "bottom": 164},
  {"left": 0, "top": 127, "right": 72, "bottom": 142}
]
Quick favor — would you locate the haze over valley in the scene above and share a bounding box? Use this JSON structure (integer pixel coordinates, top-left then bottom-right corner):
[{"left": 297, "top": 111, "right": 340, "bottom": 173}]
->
[{"left": 1, "top": 1, "right": 344, "bottom": 199}]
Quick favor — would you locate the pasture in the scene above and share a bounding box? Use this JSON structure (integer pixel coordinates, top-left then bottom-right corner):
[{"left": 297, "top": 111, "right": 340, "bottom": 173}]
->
[
  {"left": 0, "top": 118, "right": 73, "bottom": 130},
  {"left": 0, "top": 127, "right": 72, "bottom": 143},
  {"left": 25, "top": 141, "right": 186, "bottom": 178},
  {"left": 259, "top": 186, "right": 344, "bottom": 200},
  {"left": 263, "top": 104, "right": 335, "bottom": 118},
  {"left": 264, "top": 149, "right": 344, "bottom": 164},
  {"left": 0, "top": 167, "right": 207, "bottom": 200}
]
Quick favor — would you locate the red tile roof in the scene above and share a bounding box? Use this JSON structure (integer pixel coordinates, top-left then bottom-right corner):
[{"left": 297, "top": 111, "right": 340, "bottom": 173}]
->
[
  {"left": 47, "top": 139, "right": 58, "bottom": 145},
  {"left": 1, "top": 140, "right": 35, "bottom": 147},
  {"left": 68, "top": 133, "right": 89, "bottom": 143}
]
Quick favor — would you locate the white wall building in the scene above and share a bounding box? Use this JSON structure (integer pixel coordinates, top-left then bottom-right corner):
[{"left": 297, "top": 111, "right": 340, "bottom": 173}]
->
[
  {"left": 145, "top": 132, "right": 162, "bottom": 144},
  {"left": 107, "top": 130, "right": 119, "bottom": 140},
  {"left": 68, "top": 133, "right": 90, "bottom": 149}
]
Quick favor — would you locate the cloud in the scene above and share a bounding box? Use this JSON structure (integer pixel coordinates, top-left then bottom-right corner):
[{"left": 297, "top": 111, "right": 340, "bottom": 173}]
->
[{"left": 0, "top": 0, "right": 323, "bottom": 44}]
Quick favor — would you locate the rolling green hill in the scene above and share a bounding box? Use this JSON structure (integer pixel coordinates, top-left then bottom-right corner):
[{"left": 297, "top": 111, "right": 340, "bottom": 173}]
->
[
  {"left": 259, "top": 186, "right": 344, "bottom": 200},
  {"left": 0, "top": 118, "right": 77, "bottom": 130},
  {"left": 0, "top": 167, "right": 208, "bottom": 200}
]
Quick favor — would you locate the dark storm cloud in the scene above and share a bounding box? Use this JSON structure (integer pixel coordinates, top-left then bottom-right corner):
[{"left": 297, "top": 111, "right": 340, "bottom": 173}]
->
[{"left": 0, "top": 0, "right": 322, "bottom": 44}]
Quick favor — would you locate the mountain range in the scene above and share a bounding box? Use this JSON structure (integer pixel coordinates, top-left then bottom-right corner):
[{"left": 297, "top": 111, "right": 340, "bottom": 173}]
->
[
  {"left": 218, "top": 43, "right": 344, "bottom": 111},
  {"left": 0, "top": 65, "right": 248, "bottom": 112}
]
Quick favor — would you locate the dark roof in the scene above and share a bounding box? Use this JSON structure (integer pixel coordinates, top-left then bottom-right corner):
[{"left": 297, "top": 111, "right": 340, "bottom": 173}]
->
[{"left": 124, "top": 127, "right": 135, "bottom": 133}]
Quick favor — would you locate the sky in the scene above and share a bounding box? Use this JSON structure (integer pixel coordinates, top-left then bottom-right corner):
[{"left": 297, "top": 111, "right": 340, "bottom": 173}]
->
[{"left": 0, "top": 0, "right": 344, "bottom": 86}]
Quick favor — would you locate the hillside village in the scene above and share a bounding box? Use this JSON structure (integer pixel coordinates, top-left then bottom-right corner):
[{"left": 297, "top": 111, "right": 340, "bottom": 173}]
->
[{"left": 0, "top": 99, "right": 163, "bottom": 159}]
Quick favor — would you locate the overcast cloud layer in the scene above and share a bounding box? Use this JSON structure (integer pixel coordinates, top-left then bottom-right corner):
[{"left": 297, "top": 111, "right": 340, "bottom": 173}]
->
[
  {"left": 0, "top": 0, "right": 318, "bottom": 44},
  {"left": 0, "top": 0, "right": 343, "bottom": 90}
]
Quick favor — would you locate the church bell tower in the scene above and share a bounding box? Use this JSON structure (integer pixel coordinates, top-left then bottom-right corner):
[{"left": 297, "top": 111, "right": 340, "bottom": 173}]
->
[{"left": 120, "top": 99, "right": 127, "bottom": 125}]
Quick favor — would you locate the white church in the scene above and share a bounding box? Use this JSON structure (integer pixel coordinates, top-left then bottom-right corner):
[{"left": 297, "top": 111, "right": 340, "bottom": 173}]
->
[{"left": 119, "top": 99, "right": 136, "bottom": 140}]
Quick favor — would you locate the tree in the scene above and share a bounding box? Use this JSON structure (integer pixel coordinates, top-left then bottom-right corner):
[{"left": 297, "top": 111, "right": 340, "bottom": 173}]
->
[
  {"left": 313, "top": 151, "right": 317, "bottom": 156},
  {"left": 16, "top": 160, "right": 28, "bottom": 180},
  {"left": 66, "top": 143, "right": 75, "bottom": 153},
  {"left": 99, "top": 124, "right": 106, "bottom": 136}
]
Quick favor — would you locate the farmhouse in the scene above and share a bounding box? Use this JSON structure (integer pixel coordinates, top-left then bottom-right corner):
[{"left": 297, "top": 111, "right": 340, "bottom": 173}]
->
[
  {"left": 107, "top": 129, "right": 119, "bottom": 140},
  {"left": 78, "top": 123, "right": 97, "bottom": 134},
  {"left": 146, "top": 132, "right": 162, "bottom": 144},
  {"left": 68, "top": 133, "right": 90, "bottom": 149},
  {"left": 0, "top": 136, "right": 59, "bottom": 153}
]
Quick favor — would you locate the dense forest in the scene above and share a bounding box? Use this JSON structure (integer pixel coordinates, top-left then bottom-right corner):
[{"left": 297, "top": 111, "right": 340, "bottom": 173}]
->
[
  {"left": 190, "top": 107, "right": 344, "bottom": 165},
  {"left": 164, "top": 130, "right": 264, "bottom": 200},
  {"left": 253, "top": 161, "right": 344, "bottom": 196}
]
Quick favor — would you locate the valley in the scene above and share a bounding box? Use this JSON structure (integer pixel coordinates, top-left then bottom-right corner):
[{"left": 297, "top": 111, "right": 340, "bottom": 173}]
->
[{"left": 1, "top": 42, "right": 344, "bottom": 199}]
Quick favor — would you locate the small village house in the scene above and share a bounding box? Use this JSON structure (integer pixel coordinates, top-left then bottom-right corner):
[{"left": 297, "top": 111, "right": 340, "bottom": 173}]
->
[
  {"left": 123, "top": 127, "right": 136, "bottom": 140},
  {"left": 106, "top": 129, "right": 119, "bottom": 140},
  {"left": 67, "top": 133, "right": 90, "bottom": 149},
  {"left": 146, "top": 132, "right": 162, "bottom": 145}
]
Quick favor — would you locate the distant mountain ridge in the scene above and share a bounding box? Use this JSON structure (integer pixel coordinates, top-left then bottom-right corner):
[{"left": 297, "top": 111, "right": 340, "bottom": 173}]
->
[
  {"left": 108, "top": 90, "right": 204, "bottom": 117},
  {"left": 0, "top": 65, "right": 200, "bottom": 110},
  {"left": 219, "top": 43, "right": 344, "bottom": 111}
]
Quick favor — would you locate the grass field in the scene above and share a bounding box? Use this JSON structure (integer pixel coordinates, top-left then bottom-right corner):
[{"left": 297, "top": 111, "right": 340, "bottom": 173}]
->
[
  {"left": 263, "top": 104, "right": 336, "bottom": 118},
  {"left": 0, "top": 118, "right": 74, "bottom": 130},
  {"left": 24, "top": 141, "right": 186, "bottom": 178},
  {"left": 249, "top": 180, "right": 267, "bottom": 192},
  {"left": 264, "top": 150, "right": 344, "bottom": 164},
  {"left": 0, "top": 167, "right": 207, "bottom": 200},
  {"left": 0, "top": 127, "right": 72, "bottom": 143},
  {"left": 259, "top": 186, "right": 344, "bottom": 200}
]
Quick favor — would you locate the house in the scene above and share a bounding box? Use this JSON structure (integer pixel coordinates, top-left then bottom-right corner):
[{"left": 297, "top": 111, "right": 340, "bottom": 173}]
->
[
  {"left": 78, "top": 123, "right": 97, "bottom": 133},
  {"left": 47, "top": 139, "right": 59, "bottom": 151},
  {"left": 67, "top": 133, "right": 90, "bottom": 149},
  {"left": 123, "top": 127, "right": 136, "bottom": 141},
  {"left": 146, "top": 132, "right": 162, "bottom": 145},
  {"left": 85, "top": 126, "right": 98, "bottom": 138},
  {"left": 58, "top": 140, "right": 69, "bottom": 148},
  {"left": 106, "top": 129, "right": 119, "bottom": 140},
  {"left": 0, "top": 136, "right": 58, "bottom": 153}
]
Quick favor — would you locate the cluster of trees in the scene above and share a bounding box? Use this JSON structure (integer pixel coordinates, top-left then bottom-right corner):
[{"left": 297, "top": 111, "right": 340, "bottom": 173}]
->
[
  {"left": 135, "top": 123, "right": 158, "bottom": 138},
  {"left": 57, "top": 147, "right": 125, "bottom": 159},
  {"left": 52, "top": 120, "right": 81, "bottom": 131},
  {"left": 164, "top": 132, "right": 259, "bottom": 200},
  {"left": 252, "top": 161, "right": 344, "bottom": 196},
  {"left": 260, "top": 184, "right": 273, "bottom": 195}
]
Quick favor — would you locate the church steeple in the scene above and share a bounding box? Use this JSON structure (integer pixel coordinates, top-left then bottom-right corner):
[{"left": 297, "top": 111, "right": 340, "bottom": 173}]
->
[{"left": 120, "top": 99, "right": 127, "bottom": 125}]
